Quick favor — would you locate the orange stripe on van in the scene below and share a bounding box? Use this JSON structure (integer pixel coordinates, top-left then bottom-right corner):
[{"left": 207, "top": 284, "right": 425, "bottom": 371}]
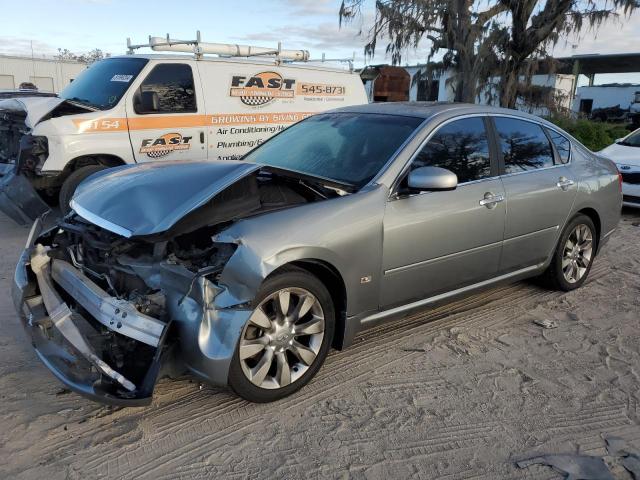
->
[{"left": 73, "top": 112, "right": 315, "bottom": 132}]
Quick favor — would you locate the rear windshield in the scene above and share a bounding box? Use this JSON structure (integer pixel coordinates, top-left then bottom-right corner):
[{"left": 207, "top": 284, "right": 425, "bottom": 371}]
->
[
  {"left": 59, "top": 57, "right": 148, "bottom": 110},
  {"left": 243, "top": 113, "right": 423, "bottom": 188}
]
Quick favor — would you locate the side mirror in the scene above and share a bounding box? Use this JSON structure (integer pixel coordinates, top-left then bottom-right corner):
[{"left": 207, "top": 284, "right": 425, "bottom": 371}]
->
[
  {"left": 407, "top": 166, "right": 458, "bottom": 191},
  {"left": 615, "top": 138, "right": 625, "bottom": 144},
  {"left": 135, "top": 90, "right": 159, "bottom": 113}
]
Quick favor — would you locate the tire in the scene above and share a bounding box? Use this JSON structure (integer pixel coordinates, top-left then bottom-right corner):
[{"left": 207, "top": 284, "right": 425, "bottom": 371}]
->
[
  {"left": 540, "top": 214, "right": 597, "bottom": 291},
  {"left": 228, "top": 267, "right": 335, "bottom": 402},
  {"left": 59, "top": 165, "right": 107, "bottom": 215}
]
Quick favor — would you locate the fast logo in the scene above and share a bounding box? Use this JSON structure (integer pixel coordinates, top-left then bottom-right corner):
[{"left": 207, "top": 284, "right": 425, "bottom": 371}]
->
[
  {"left": 140, "top": 133, "right": 192, "bottom": 158},
  {"left": 230, "top": 71, "right": 295, "bottom": 106}
]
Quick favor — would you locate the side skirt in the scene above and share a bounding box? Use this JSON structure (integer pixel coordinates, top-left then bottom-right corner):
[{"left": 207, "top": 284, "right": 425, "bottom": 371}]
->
[{"left": 341, "top": 263, "right": 546, "bottom": 347}]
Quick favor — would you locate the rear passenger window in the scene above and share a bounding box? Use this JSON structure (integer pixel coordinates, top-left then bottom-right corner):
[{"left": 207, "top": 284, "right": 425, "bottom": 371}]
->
[
  {"left": 494, "top": 118, "right": 554, "bottom": 173},
  {"left": 547, "top": 129, "right": 571, "bottom": 164},
  {"left": 412, "top": 117, "right": 492, "bottom": 184},
  {"left": 138, "top": 64, "right": 196, "bottom": 113}
]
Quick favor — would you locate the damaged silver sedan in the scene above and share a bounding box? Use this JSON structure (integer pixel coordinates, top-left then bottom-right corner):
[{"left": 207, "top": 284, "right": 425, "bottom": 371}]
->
[{"left": 12, "top": 103, "right": 622, "bottom": 405}]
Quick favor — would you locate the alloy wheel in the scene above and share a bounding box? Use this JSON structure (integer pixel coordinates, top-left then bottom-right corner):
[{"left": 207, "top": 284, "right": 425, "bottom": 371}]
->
[
  {"left": 239, "top": 287, "right": 325, "bottom": 389},
  {"left": 562, "top": 223, "right": 593, "bottom": 284}
]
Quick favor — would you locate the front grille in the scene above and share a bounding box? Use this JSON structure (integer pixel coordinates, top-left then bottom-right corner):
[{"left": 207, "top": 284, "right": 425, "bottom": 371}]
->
[
  {"left": 623, "top": 194, "right": 640, "bottom": 205},
  {"left": 621, "top": 172, "right": 640, "bottom": 185}
]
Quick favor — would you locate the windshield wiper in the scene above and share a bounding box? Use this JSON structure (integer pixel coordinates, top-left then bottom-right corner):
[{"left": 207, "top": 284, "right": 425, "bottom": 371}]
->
[
  {"left": 63, "top": 97, "right": 99, "bottom": 111},
  {"left": 263, "top": 166, "right": 356, "bottom": 193}
]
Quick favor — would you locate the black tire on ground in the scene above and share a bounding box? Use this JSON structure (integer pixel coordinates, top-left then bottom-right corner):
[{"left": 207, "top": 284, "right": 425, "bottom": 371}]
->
[
  {"left": 228, "top": 266, "right": 335, "bottom": 403},
  {"left": 58, "top": 165, "right": 107, "bottom": 215},
  {"left": 540, "top": 213, "right": 597, "bottom": 292}
]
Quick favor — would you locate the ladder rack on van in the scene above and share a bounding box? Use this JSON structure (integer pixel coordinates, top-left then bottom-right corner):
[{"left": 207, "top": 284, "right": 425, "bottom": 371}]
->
[{"left": 126, "top": 31, "right": 355, "bottom": 71}]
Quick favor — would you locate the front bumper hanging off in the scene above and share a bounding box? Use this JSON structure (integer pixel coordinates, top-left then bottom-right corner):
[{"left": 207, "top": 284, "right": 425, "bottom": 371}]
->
[
  {"left": 0, "top": 162, "right": 50, "bottom": 225},
  {"left": 12, "top": 218, "right": 170, "bottom": 406}
]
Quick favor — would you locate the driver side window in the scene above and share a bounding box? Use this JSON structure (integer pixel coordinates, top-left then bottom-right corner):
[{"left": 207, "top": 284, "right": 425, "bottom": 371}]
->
[
  {"left": 137, "top": 63, "right": 196, "bottom": 114},
  {"left": 412, "top": 117, "right": 492, "bottom": 184}
]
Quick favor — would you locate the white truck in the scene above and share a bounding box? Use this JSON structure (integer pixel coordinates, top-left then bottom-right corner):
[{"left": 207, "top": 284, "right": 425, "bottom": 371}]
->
[{"left": 0, "top": 33, "right": 368, "bottom": 224}]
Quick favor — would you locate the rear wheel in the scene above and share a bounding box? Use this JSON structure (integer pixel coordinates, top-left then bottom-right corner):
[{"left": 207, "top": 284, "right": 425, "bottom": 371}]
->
[
  {"left": 541, "top": 214, "right": 596, "bottom": 291},
  {"left": 59, "top": 165, "right": 107, "bottom": 215},
  {"left": 228, "top": 267, "right": 335, "bottom": 402}
]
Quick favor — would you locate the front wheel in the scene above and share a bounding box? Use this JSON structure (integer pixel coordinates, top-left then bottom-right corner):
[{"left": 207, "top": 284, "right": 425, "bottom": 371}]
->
[
  {"left": 59, "top": 165, "right": 107, "bottom": 215},
  {"left": 228, "top": 267, "right": 335, "bottom": 402},
  {"left": 541, "top": 214, "right": 596, "bottom": 291}
]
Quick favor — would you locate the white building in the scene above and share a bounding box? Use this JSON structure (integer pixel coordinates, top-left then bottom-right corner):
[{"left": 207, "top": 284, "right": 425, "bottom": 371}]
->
[
  {"left": 573, "top": 84, "right": 640, "bottom": 115},
  {"left": 0, "top": 54, "right": 87, "bottom": 92},
  {"left": 404, "top": 65, "right": 576, "bottom": 115}
]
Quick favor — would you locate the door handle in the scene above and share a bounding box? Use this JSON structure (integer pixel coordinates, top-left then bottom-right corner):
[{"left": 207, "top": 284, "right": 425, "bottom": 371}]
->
[
  {"left": 479, "top": 192, "right": 505, "bottom": 209},
  {"left": 199, "top": 131, "right": 205, "bottom": 144},
  {"left": 557, "top": 177, "right": 575, "bottom": 190}
]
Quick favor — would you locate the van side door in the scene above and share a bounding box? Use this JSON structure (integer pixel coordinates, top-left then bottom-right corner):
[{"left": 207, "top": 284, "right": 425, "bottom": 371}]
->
[{"left": 125, "top": 62, "right": 207, "bottom": 162}]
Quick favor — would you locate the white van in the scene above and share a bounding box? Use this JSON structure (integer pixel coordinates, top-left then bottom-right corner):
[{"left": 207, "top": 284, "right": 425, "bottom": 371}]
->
[{"left": 0, "top": 36, "right": 367, "bottom": 223}]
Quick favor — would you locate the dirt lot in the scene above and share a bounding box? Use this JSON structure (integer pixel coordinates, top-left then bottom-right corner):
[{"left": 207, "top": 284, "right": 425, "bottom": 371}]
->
[{"left": 1, "top": 210, "right": 639, "bottom": 479}]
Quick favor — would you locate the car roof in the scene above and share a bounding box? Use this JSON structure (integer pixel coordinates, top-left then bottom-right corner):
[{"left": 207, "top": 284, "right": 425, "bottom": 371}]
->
[{"left": 328, "top": 101, "right": 548, "bottom": 121}]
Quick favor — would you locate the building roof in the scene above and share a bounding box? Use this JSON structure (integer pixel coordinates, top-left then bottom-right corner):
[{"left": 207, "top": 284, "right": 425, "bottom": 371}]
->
[
  {"left": 0, "top": 53, "right": 86, "bottom": 65},
  {"left": 556, "top": 52, "right": 640, "bottom": 75}
]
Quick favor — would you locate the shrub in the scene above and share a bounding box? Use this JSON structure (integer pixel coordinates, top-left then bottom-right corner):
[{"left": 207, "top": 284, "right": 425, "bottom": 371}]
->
[{"left": 546, "top": 116, "right": 629, "bottom": 152}]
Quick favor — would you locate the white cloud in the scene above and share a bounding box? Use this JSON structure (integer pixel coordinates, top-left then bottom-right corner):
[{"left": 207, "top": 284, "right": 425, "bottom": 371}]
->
[
  {"left": 273, "top": 0, "right": 338, "bottom": 17},
  {"left": 0, "top": 36, "right": 59, "bottom": 57},
  {"left": 553, "top": 10, "right": 640, "bottom": 57}
]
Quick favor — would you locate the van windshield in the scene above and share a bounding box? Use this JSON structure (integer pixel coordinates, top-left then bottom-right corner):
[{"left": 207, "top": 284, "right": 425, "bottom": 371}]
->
[
  {"left": 243, "top": 113, "right": 423, "bottom": 188},
  {"left": 59, "top": 57, "right": 148, "bottom": 110}
]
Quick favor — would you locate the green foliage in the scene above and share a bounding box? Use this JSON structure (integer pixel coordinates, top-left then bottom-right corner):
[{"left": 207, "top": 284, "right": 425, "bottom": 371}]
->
[{"left": 547, "top": 117, "right": 630, "bottom": 152}]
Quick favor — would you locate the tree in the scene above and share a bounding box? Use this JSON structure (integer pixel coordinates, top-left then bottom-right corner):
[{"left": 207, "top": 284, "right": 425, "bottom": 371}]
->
[
  {"left": 340, "top": 0, "right": 509, "bottom": 103},
  {"left": 340, "top": 0, "right": 639, "bottom": 107},
  {"left": 55, "top": 47, "right": 108, "bottom": 64},
  {"left": 497, "top": 0, "right": 639, "bottom": 108}
]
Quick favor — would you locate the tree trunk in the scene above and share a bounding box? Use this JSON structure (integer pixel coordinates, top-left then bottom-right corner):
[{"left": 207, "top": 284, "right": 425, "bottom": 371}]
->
[
  {"left": 453, "top": 0, "right": 477, "bottom": 104},
  {"left": 500, "top": 67, "right": 519, "bottom": 109}
]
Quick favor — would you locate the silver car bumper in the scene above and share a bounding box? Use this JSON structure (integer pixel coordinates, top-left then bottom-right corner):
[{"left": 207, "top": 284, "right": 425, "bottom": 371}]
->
[
  {"left": 13, "top": 218, "right": 170, "bottom": 406},
  {"left": 14, "top": 217, "right": 254, "bottom": 405}
]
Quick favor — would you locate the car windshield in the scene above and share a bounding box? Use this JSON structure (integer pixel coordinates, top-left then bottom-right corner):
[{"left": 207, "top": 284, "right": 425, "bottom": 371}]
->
[
  {"left": 619, "top": 129, "right": 640, "bottom": 147},
  {"left": 243, "top": 113, "right": 423, "bottom": 188},
  {"left": 59, "top": 57, "right": 148, "bottom": 110}
]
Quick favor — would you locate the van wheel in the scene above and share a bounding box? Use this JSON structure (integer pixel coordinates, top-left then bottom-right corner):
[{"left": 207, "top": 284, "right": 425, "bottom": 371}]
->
[
  {"left": 59, "top": 165, "right": 107, "bottom": 215},
  {"left": 228, "top": 267, "right": 335, "bottom": 403},
  {"left": 540, "top": 214, "right": 596, "bottom": 291}
]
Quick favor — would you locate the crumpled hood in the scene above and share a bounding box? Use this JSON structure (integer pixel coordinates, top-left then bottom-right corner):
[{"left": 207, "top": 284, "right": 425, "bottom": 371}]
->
[
  {"left": 0, "top": 96, "right": 65, "bottom": 128},
  {"left": 71, "top": 160, "right": 260, "bottom": 237}
]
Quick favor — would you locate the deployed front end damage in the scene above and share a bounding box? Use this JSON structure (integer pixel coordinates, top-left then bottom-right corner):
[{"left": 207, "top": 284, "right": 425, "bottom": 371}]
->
[
  {"left": 13, "top": 161, "right": 334, "bottom": 405},
  {"left": 1, "top": 96, "right": 94, "bottom": 224},
  {"left": 0, "top": 100, "right": 53, "bottom": 224},
  {"left": 14, "top": 218, "right": 171, "bottom": 405}
]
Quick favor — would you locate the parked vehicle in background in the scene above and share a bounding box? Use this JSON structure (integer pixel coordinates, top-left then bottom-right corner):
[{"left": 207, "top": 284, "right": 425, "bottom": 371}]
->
[
  {"left": 599, "top": 127, "right": 640, "bottom": 208},
  {"left": 590, "top": 105, "right": 628, "bottom": 123},
  {"left": 630, "top": 91, "right": 640, "bottom": 128},
  {"left": 0, "top": 89, "right": 57, "bottom": 99},
  {"left": 0, "top": 33, "right": 367, "bottom": 224},
  {"left": 13, "top": 103, "right": 621, "bottom": 406}
]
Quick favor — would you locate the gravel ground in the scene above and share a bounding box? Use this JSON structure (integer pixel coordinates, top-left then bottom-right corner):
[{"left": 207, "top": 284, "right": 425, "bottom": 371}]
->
[{"left": 1, "top": 209, "right": 639, "bottom": 479}]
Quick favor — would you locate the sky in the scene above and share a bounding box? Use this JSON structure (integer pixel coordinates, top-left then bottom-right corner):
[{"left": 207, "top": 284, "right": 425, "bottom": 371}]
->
[{"left": 0, "top": 0, "right": 639, "bottom": 83}]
